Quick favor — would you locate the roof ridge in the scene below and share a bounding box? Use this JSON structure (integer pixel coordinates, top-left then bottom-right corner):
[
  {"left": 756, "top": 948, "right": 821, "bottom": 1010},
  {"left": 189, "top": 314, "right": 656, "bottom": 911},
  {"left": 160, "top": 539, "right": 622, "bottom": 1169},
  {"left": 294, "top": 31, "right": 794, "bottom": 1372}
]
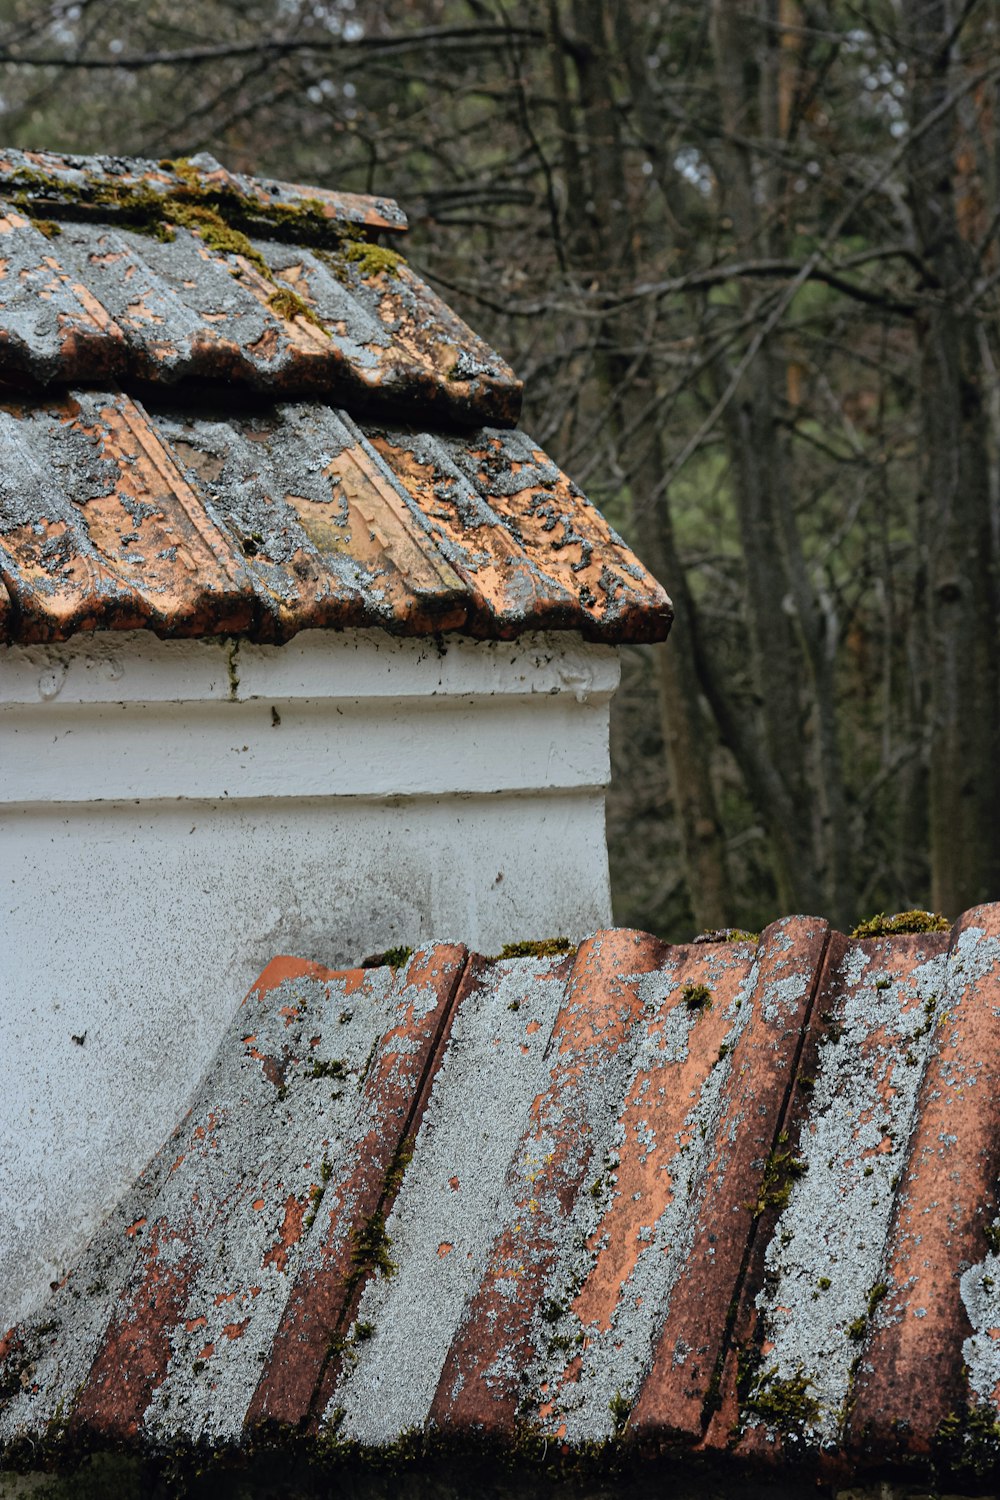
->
[{"left": 0, "top": 147, "right": 407, "bottom": 240}]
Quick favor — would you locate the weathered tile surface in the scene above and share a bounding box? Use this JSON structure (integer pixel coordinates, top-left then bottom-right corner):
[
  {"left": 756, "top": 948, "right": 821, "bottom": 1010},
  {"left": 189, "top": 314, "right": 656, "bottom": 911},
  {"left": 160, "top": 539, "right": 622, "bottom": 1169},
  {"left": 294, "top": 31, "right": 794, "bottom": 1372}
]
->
[
  {"left": 6, "top": 913, "right": 1000, "bottom": 1487},
  {"left": 0, "top": 149, "right": 671, "bottom": 646}
]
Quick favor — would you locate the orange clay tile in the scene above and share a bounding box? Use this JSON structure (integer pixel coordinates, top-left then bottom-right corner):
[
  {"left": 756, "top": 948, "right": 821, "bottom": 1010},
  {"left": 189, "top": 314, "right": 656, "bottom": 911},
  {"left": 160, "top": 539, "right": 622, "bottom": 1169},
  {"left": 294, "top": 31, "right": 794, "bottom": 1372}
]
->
[
  {"left": 0, "top": 149, "right": 671, "bottom": 646},
  {"left": 0, "top": 148, "right": 513, "bottom": 420},
  {"left": 429, "top": 930, "right": 663, "bottom": 1435},
  {"left": 703, "top": 921, "right": 951, "bottom": 1473},
  {"left": 8, "top": 913, "right": 1000, "bottom": 1489},
  {"left": 847, "top": 905, "right": 1000, "bottom": 1463},
  {"left": 246, "top": 945, "right": 468, "bottom": 1431}
]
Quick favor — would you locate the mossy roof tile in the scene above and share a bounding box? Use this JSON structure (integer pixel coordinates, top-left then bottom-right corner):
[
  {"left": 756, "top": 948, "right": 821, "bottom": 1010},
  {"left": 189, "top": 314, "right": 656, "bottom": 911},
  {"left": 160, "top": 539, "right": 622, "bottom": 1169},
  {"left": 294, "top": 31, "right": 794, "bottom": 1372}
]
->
[
  {"left": 0, "top": 148, "right": 672, "bottom": 645},
  {"left": 6, "top": 908, "right": 1000, "bottom": 1488}
]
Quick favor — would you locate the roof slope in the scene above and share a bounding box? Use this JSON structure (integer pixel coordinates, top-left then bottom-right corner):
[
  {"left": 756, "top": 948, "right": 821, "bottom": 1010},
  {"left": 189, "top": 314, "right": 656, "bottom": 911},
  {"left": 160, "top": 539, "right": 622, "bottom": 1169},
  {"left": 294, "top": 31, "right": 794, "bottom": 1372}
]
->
[
  {"left": 0, "top": 149, "right": 670, "bottom": 645},
  {"left": 5, "top": 909, "right": 1000, "bottom": 1489}
]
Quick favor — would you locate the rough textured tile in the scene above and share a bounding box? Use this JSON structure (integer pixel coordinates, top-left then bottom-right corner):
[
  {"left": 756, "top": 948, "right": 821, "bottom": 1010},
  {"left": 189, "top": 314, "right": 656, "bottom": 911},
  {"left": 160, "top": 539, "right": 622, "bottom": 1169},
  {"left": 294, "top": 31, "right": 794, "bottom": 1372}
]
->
[
  {"left": 0, "top": 148, "right": 671, "bottom": 646},
  {"left": 246, "top": 945, "right": 468, "bottom": 1431},
  {"left": 0, "top": 207, "right": 128, "bottom": 386},
  {"left": 848, "top": 907, "right": 1000, "bottom": 1462},
  {"left": 708, "top": 925, "right": 949, "bottom": 1466},
  {"left": 0, "top": 953, "right": 469, "bottom": 1449},
  {"left": 369, "top": 429, "right": 672, "bottom": 643},
  {"left": 0, "top": 390, "right": 249, "bottom": 640},
  {"left": 151, "top": 404, "right": 468, "bottom": 640},
  {"left": 628, "top": 916, "right": 830, "bottom": 1444},
  {"left": 0, "top": 148, "right": 408, "bottom": 235},
  {"left": 9, "top": 915, "right": 996, "bottom": 1488},
  {"left": 0, "top": 152, "right": 516, "bottom": 422},
  {"left": 321, "top": 949, "right": 577, "bottom": 1444},
  {"left": 429, "top": 930, "right": 669, "bottom": 1435}
]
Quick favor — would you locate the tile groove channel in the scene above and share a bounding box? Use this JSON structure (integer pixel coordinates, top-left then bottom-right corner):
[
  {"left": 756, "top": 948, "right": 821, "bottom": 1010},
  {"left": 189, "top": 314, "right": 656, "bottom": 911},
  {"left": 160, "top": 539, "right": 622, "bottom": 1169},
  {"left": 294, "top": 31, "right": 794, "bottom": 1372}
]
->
[
  {"left": 303, "top": 947, "right": 473, "bottom": 1428},
  {"left": 696, "top": 920, "right": 833, "bottom": 1442}
]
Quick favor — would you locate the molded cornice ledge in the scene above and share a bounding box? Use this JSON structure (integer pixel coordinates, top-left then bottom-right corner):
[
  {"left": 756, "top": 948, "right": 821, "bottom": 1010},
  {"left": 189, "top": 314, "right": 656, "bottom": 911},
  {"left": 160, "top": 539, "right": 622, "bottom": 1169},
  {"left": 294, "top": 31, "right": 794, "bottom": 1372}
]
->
[{"left": 0, "top": 627, "right": 620, "bottom": 804}]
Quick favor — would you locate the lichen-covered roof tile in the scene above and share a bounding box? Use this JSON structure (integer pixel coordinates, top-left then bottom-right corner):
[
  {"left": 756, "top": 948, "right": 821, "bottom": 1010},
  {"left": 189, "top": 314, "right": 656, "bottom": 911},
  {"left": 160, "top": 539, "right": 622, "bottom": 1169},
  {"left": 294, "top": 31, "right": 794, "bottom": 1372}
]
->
[
  {"left": 10, "top": 911, "right": 1000, "bottom": 1488},
  {"left": 847, "top": 905, "right": 1000, "bottom": 1463},
  {"left": 0, "top": 390, "right": 252, "bottom": 640},
  {"left": 0, "top": 149, "right": 671, "bottom": 645},
  {"left": 0, "top": 152, "right": 516, "bottom": 419}
]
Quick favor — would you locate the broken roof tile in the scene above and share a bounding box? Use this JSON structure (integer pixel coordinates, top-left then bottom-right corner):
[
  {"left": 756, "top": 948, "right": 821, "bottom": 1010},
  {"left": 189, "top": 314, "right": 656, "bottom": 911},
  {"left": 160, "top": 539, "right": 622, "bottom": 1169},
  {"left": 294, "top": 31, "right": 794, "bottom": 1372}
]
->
[
  {"left": 0, "top": 149, "right": 671, "bottom": 646},
  {"left": 7, "top": 908, "right": 1000, "bottom": 1489}
]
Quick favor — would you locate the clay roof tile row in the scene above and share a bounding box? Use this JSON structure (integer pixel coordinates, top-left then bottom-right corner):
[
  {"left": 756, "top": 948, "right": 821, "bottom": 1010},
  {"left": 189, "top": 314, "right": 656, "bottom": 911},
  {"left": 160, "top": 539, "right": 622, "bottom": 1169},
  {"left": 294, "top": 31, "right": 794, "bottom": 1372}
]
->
[
  {"left": 5, "top": 909, "right": 1000, "bottom": 1489},
  {"left": 0, "top": 149, "right": 671, "bottom": 645}
]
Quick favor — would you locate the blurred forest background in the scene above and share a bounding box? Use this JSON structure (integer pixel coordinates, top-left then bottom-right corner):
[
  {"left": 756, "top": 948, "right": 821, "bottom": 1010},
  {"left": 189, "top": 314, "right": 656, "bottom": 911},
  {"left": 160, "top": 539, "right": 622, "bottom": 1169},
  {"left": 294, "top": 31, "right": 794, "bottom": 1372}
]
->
[{"left": 1, "top": 0, "right": 998, "bottom": 939}]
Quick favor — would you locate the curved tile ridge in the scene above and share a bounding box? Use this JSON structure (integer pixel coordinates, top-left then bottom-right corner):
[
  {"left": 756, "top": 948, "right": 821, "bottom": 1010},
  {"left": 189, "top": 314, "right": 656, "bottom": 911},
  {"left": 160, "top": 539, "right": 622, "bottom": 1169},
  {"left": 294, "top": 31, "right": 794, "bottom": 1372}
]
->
[
  {"left": 0, "top": 147, "right": 406, "bottom": 234},
  {"left": 8, "top": 914, "right": 1000, "bottom": 1487},
  {"left": 0, "top": 949, "right": 470, "bottom": 1456},
  {"left": 0, "top": 390, "right": 253, "bottom": 642},
  {"left": 847, "top": 906, "right": 1000, "bottom": 1464},
  {"left": 369, "top": 427, "right": 671, "bottom": 642},
  {"left": 0, "top": 149, "right": 520, "bottom": 424},
  {"left": 0, "top": 392, "right": 670, "bottom": 645}
]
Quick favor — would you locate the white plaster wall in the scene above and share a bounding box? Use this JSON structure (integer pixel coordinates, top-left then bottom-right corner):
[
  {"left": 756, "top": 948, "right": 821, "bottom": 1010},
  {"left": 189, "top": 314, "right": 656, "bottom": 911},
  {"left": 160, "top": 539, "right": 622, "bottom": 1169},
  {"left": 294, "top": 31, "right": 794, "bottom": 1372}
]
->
[{"left": 0, "top": 628, "right": 619, "bottom": 1326}]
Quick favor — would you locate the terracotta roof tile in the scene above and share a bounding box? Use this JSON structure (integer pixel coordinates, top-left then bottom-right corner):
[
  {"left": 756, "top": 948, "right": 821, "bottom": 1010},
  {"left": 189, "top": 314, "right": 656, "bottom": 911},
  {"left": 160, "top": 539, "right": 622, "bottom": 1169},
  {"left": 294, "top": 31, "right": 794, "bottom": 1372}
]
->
[
  {"left": 0, "top": 149, "right": 670, "bottom": 645},
  {"left": 0, "top": 148, "right": 409, "bottom": 234},
  {"left": 0, "top": 168, "right": 514, "bottom": 419},
  {"left": 6, "top": 910, "right": 1000, "bottom": 1487}
]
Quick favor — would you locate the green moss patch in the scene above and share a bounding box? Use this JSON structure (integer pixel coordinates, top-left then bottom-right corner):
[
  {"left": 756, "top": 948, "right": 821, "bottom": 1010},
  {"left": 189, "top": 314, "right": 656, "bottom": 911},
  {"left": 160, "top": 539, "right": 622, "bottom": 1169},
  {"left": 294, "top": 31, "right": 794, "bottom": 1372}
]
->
[
  {"left": 607, "top": 1390, "right": 631, "bottom": 1436},
  {"left": 851, "top": 909, "right": 950, "bottom": 939},
  {"left": 695, "top": 926, "right": 760, "bottom": 944},
  {"left": 343, "top": 239, "right": 405, "bottom": 278},
  {"left": 4, "top": 162, "right": 361, "bottom": 254},
  {"left": 344, "top": 1135, "right": 415, "bottom": 1295},
  {"left": 306, "top": 1058, "right": 346, "bottom": 1081},
  {"left": 165, "top": 201, "right": 271, "bottom": 277},
  {"left": 267, "top": 285, "right": 329, "bottom": 332},
  {"left": 302, "top": 1158, "right": 333, "bottom": 1233},
  {"left": 682, "top": 982, "right": 712, "bottom": 1012},
  {"left": 361, "top": 946, "right": 414, "bottom": 971},
  {"left": 747, "top": 1131, "right": 808, "bottom": 1219},
  {"left": 497, "top": 937, "right": 574, "bottom": 959},
  {"left": 936, "top": 1400, "right": 1000, "bottom": 1478},
  {"left": 743, "top": 1364, "right": 820, "bottom": 1437}
]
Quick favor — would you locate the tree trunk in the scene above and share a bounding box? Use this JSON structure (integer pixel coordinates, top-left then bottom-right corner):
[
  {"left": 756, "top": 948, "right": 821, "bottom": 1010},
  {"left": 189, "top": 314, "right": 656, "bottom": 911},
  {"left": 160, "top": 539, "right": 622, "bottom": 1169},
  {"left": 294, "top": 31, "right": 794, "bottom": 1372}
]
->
[
  {"left": 904, "top": 0, "right": 1000, "bottom": 916},
  {"left": 709, "top": 0, "right": 852, "bottom": 925},
  {"left": 562, "top": 0, "right": 735, "bottom": 928}
]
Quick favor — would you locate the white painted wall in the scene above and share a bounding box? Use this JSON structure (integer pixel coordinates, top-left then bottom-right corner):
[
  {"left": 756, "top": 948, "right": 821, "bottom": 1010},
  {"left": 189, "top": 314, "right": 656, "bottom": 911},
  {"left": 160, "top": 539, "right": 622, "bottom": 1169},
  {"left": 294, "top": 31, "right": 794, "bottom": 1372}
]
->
[{"left": 0, "top": 627, "right": 619, "bottom": 1327}]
